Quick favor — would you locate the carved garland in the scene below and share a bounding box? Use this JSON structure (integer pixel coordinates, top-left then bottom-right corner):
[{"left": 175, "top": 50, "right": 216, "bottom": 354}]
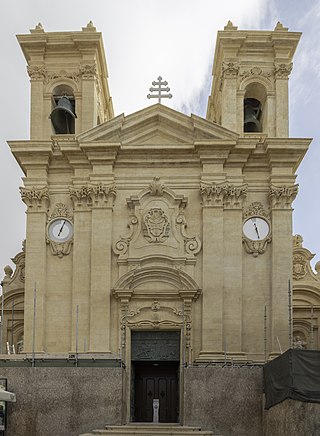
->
[{"left": 27, "top": 63, "right": 98, "bottom": 84}]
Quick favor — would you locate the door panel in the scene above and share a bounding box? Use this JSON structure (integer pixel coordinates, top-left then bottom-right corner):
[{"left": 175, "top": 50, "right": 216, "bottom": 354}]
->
[{"left": 134, "top": 361, "right": 179, "bottom": 423}]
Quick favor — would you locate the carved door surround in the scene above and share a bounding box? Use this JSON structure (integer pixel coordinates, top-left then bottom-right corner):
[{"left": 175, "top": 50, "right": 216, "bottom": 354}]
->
[{"left": 112, "top": 265, "right": 201, "bottom": 365}]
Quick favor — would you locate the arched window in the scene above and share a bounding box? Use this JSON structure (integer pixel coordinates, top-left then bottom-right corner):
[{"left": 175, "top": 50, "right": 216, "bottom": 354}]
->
[
  {"left": 50, "top": 84, "right": 77, "bottom": 134},
  {"left": 244, "top": 83, "right": 267, "bottom": 133}
]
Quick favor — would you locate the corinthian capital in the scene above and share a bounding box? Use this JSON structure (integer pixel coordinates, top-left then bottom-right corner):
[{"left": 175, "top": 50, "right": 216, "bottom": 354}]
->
[
  {"left": 91, "top": 183, "right": 117, "bottom": 207},
  {"left": 20, "top": 186, "right": 49, "bottom": 211},
  {"left": 27, "top": 65, "right": 47, "bottom": 81},
  {"left": 274, "top": 63, "right": 293, "bottom": 79},
  {"left": 200, "top": 182, "right": 229, "bottom": 206},
  {"left": 224, "top": 184, "right": 248, "bottom": 209},
  {"left": 222, "top": 62, "right": 239, "bottom": 78},
  {"left": 269, "top": 184, "right": 298, "bottom": 209}
]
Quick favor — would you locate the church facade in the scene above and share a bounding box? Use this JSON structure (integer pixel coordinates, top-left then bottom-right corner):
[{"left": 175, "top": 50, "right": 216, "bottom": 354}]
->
[{"left": 1, "top": 20, "right": 319, "bottom": 435}]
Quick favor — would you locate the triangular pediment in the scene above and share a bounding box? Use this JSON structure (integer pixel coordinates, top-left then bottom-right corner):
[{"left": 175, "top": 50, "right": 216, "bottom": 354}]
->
[{"left": 77, "top": 104, "right": 238, "bottom": 146}]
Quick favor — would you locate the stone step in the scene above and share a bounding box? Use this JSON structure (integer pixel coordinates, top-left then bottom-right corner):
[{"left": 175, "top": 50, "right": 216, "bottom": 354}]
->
[{"left": 79, "top": 424, "right": 216, "bottom": 436}]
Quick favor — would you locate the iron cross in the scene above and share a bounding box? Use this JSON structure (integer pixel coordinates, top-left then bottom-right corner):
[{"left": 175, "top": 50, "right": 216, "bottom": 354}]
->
[{"left": 147, "top": 76, "right": 172, "bottom": 104}]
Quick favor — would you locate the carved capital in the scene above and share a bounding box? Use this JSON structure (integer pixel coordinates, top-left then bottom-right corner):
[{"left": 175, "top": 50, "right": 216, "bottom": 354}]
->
[
  {"left": 200, "top": 182, "right": 228, "bottom": 207},
  {"left": 20, "top": 186, "right": 49, "bottom": 211},
  {"left": 274, "top": 63, "right": 293, "bottom": 79},
  {"left": 69, "top": 185, "right": 92, "bottom": 210},
  {"left": 27, "top": 65, "right": 47, "bottom": 81},
  {"left": 222, "top": 62, "right": 239, "bottom": 78},
  {"left": 269, "top": 184, "right": 298, "bottom": 209},
  {"left": 70, "top": 183, "right": 116, "bottom": 209},
  {"left": 91, "top": 183, "right": 117, "bottom": 208},
  {"left": 79, "top": 63, "right": 97, "bottom": 79},
  {"left": 224, "top": 184, "right": 248, "bottom": 209}
]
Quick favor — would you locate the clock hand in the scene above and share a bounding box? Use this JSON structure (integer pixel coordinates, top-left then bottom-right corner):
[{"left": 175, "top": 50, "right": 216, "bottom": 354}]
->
[
  {"left": 253, "top": 223, "right": 260, "bottom": 239},
  {"left": 58, "top": 220, "right": 66, "bottom": 236}
]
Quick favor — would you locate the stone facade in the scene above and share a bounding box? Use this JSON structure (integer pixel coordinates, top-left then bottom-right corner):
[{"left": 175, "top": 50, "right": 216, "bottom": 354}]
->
[{"left": 0, "top": 20, "right": 318, "bottom": 435}]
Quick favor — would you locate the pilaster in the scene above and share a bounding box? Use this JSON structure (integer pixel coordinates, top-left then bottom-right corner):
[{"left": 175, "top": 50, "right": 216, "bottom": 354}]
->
[
  {"left": 269, "top": 184, "right": 298, "bottom": 356},
  {"left": 20, "top": 186, "right": 49, "bottom": 352}
]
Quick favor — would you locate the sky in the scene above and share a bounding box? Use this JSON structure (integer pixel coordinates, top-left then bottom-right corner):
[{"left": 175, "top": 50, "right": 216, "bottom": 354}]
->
[{"left": 0, "top": 0, "right": 319, "bottom": 272}]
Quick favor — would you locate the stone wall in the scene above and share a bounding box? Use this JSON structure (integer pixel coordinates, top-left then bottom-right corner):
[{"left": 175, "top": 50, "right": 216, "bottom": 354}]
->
[
  {"left": 1, "top": 367, "right": 123, "bottom": 436},
  {"left": 183, "top": 366, "right": 263, "bottom": 435},
  {"left": 264, "top": 399, "right": 320, "bottom": 436}
]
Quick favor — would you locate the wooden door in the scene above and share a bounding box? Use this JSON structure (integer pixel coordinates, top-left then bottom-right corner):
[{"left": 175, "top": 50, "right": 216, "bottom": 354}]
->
[{"left": 134, "top": 361, "right": 179, "bottom": 422}]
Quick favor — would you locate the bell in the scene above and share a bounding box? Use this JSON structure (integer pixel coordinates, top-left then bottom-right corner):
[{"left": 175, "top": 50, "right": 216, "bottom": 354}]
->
[
  {"left": 50, "top": 96, "right": 76, "bottom": 134},
  {"left": 244, "top": 98, "right": 261, "bottom": 132}
]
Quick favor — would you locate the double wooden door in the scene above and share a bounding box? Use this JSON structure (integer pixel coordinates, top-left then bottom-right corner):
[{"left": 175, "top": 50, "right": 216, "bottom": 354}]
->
[{"left": 134, "top": 361, "right": 179, "bottom": 423}]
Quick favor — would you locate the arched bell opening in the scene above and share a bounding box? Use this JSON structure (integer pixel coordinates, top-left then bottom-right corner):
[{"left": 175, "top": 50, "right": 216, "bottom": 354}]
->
[
  {"left": 50, "top": 84, "right": 77, "bottom": 134},
  {"left": 243, "top": 82, "right": 267, "bottom": 133}
]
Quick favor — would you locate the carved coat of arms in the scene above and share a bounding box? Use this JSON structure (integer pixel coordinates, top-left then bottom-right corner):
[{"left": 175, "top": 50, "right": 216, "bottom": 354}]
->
[{"left": 143, "top": 208, "right": 170, "bottom": 243}]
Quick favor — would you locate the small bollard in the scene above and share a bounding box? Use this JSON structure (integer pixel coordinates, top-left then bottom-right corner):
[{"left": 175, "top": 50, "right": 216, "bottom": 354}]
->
[{"left": 153, "top": 398, "right": 159, "bottom": 423}]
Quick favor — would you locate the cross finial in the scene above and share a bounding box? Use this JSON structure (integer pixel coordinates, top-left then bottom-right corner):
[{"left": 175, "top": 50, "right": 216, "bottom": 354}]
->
[{"left": 147, "top": 76, "right": 172, "bottom": 104}]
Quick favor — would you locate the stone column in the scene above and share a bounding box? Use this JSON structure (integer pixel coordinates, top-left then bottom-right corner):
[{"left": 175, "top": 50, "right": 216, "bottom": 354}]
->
[
  {"left": 223, "top": 184, "right": 247, "bottom": 359},
  {"left": 20, "top": 186, "right": 49, "bottom": 352},
  {"left": 197, "top": 182, "right": 227, "bottom": 360},
  {"left": 89, "top": 183, "right": 116, "bottom": 352},
  {"left": 269, "top": 184, "right": 298, "bottom": 355},
  {"left": 221, "top": 62, "right": 239, "bottom": 132},
  {"left": 69, "top": 185, "right": 92, "bottom": 352},
  {"left": 275, "top": 63, "right": 292, "bottom": 138}
]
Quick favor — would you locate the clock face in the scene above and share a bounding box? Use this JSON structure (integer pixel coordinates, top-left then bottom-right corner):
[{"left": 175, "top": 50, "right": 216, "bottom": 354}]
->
[
  {"left": 243, "top": 217, "right": 270, "bottom": 241},
  {"left": 48, "top": 218, "right": 73, "bottom": 243}
]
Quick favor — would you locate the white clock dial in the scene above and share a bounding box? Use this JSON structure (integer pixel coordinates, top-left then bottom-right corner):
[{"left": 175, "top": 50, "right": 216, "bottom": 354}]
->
[
  {"left": 243, "top": 217, "right": 270, "bottom": 241},
  {"left": 48, "top": 218, "right": 73, "bottom": 243}
]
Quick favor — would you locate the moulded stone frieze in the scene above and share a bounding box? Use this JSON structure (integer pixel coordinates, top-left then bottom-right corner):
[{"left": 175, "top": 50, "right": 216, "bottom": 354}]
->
[
  {"left": 44, "top": 70, "right": 80, "bottom": 85},
  {"left": 222, "top": 62, "right": 239, "bottom": 78},
  {"left": 274, "top": 63, "right": 293, "bottom": 79},
  {"left": 224, "top": 184, "right": 248, "bottom": 209},
  {"left": 240, "top": 67, "right": 272, "bottom": 82},
  {"left": 27, "top": 65, "right": 47, "bottom": 81},
  {"left": 200, "top": 182, "right": 229, "bottom": 207},
  {"left": 20, "top": 186, "right": 49, "bottom": 211},
  {"left": 269, "top": 184, "right": 298, "bottom": 209}
]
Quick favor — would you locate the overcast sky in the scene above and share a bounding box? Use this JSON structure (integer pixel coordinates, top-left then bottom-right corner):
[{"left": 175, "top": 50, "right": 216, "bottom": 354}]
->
[{"left": 0, "top": 0, "right": 319, "bottom": 272}]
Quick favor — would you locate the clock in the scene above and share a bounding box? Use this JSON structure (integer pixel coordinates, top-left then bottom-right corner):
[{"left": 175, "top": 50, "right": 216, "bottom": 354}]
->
[
  {"left": 243, "top": 217, "right": 270, "bottom": 241},
  {"left": 47, "top": 218, "right": 73, "bottom": 243}
]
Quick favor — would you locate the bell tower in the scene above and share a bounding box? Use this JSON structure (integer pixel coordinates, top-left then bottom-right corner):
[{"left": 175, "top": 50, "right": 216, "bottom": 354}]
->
[
  {"left": 17, "top": 21, "right": 114, "bottom": 139},
  {"left": 206, "top": 21, "right": 301, "bottom": 137}
]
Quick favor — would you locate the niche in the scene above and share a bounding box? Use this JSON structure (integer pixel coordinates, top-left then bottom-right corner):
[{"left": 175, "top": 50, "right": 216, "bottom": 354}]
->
[
  {"left": 243, "top": 83, "right": 267, "bottom": 133},
  {"left": 50, "top": 84, "right": 77, "bottom": 134}
]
